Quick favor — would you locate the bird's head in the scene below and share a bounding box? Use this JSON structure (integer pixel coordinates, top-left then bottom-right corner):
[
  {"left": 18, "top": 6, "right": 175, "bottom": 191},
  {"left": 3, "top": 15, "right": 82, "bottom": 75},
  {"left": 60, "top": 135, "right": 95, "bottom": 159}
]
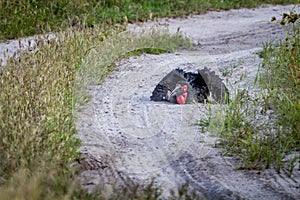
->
[
  {"left": 171, "top": 82, "right": 188, "bottom": 96},
  {"left": 170, "top": 81, "right": 189, "bottom": 104}
]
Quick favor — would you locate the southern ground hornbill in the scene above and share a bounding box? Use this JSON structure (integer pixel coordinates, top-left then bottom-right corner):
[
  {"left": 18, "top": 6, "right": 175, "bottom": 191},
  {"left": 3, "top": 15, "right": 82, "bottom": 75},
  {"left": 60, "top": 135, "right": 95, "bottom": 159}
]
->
[{"left": 150, "top": 68, "right": 228, "bottom": 104}]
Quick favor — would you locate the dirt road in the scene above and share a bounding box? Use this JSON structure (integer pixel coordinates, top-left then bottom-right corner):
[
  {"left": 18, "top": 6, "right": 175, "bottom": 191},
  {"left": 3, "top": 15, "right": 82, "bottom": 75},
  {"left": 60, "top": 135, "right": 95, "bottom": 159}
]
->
[{"left": 77, "top": 5, "right": 300, "bottom": 199}]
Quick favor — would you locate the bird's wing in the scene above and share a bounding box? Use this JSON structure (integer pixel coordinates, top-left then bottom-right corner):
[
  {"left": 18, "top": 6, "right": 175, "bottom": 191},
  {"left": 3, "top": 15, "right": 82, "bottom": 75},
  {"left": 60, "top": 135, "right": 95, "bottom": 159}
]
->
[
  {"left": 198, "top": 67, "right": 229, "bottom": 103},
  {"left": 150, "top": 69, "right": 186, "bottom": 101}
]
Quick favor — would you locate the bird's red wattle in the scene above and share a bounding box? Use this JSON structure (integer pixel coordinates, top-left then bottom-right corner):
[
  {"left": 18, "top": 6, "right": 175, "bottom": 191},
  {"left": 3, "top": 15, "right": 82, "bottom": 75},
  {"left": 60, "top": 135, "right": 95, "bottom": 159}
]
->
[
  {"left": 176, "top": 85, "right": 188, "bottom": 104},
  {"left": 177, "top": 95, "right": 185, "bottom": 104}
]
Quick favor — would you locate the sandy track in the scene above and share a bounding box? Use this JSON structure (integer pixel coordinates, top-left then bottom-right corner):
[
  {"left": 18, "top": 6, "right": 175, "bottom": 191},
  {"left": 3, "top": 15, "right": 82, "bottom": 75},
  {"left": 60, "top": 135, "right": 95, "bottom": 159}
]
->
[{"left": 77, "top": 5, "right": 300, "bottom": 199}]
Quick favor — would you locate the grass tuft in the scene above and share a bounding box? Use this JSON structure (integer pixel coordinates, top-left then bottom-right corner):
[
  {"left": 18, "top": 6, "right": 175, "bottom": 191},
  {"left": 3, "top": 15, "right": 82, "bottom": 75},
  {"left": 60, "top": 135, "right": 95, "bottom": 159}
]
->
[
  {"left": 0, "top": 23, "right": 190, "bottom": 198},
  {"left": 202, "top": 10, "right": 300, "bottom": 173}
]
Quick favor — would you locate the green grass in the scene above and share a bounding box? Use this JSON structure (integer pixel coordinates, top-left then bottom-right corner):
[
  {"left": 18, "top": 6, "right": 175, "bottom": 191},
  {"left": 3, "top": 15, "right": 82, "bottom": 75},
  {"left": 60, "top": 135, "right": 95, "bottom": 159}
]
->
[
  {"left": 259, "top": 11, "right": 300, "bottom": 172},
  {"left": 0, "top": 1, "right": 299, "bottom": 199},
  {"left": 0, "top": 24, "right": 191, "bottom": 199},
  {"left": 0, "top": 0, "right": 298, "bottom": 40},
  {"left": 203, "top": 11, "right": 300, "bottom": 174}
]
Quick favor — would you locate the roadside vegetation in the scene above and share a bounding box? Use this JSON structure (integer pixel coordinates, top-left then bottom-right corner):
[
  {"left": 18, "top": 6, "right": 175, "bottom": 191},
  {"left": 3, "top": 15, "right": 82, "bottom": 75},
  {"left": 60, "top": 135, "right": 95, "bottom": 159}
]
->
[
  {"left": 205, "top": 10, "right": 299, "bottom": 174},
  {"left": 0, "top": 25, "right": 190, "bottom": 199},
  {"left": 0, "top": 0, "right": 297, "bottom": 40},
  {"left": 0, "top": 0, "right": 299, "bottom": 199}
]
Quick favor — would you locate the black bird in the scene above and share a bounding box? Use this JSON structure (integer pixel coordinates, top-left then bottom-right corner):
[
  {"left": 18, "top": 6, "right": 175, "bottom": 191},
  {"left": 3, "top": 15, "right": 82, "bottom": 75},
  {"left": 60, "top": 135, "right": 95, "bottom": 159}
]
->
[{"left": 150, "top": 68, "right": 228, "bottom": 104}]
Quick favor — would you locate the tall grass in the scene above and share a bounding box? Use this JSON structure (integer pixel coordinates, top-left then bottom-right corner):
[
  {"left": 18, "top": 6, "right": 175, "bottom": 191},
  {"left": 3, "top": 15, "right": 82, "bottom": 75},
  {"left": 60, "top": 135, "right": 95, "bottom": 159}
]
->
[
  {"left": 260, "top": 11, "right": 300, "bottom": 172},
  {"left": 0, "top": 24, "right": 190, "bottom": 198},
  {"left": 0, "top": 0, "right": 298, "bottom": 40},
  {"left": 0, "top": 28, "right": 94, "bottom": 199},
  {"left": 204, "top": 11, "right": 300, "bottom": 173},
  {"left": 0, "top": 1, "right": 299, "bottom": 198}
]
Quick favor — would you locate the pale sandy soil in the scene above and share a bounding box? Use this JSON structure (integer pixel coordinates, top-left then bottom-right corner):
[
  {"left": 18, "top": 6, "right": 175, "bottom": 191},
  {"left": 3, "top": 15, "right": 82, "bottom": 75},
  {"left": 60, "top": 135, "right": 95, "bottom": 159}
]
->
[
  {"left": 1, "top": 4, "right": 299, "bottom": 200},
  {"left": 77, "top": 5, "right": 300, "bottom": 199}
]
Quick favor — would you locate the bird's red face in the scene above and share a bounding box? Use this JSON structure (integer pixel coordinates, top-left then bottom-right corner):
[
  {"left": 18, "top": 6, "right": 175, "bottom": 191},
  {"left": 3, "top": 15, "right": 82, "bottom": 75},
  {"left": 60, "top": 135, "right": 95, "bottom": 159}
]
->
[
  {"left": 181, "top": 85, "right": 187, "bottom": 93},
  {"left": 173, "top": 84, "right": 188, "bottom": 104}
]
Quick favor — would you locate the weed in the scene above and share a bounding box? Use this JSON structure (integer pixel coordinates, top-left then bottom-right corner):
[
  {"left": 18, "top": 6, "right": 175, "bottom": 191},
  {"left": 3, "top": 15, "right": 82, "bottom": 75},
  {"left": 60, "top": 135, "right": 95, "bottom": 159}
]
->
[
  {"left": 222, "top": 65, "right": 238, "bottom": 77},
  {"left": 0, "top": 23, "right": 190, "bottom": 198},
  {"left": 202, "top": 10, "right": 300, "bottom": 173},
  {"left": 1, "top": 1, "right": 299, "bottom": 199},
  {"left": 260, "top": 9, "right": 300, "bottom": 171}
]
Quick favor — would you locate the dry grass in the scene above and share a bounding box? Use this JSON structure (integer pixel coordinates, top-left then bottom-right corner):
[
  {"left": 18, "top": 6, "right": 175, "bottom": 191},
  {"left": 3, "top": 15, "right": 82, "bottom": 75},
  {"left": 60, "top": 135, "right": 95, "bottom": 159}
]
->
[
  {"left": 1, "top": 1, "right": 299, "bottom": 199},
  {"left": 0, "top": 24, "right": 190, "bottom": 199}
]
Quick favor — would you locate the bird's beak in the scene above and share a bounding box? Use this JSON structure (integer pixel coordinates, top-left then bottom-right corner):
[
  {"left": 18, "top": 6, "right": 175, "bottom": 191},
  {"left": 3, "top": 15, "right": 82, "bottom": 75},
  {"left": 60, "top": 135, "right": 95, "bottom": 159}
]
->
[{"left": 170, "top": 84, "right": 182, "bottom": 96}]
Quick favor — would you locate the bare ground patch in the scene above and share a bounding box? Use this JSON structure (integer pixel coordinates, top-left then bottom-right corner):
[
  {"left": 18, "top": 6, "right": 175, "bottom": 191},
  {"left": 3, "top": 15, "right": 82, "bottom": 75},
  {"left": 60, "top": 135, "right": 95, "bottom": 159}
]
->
[{"left": 77, "top": 4, "right": 300, "bottom": 199}]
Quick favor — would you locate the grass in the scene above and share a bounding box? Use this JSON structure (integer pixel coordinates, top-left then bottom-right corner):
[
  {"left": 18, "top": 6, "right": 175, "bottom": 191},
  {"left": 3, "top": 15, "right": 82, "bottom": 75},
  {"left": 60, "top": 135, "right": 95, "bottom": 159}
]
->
[
  {"left": 203, "top": 10, "right": 300, "bottom": 174},
  {"left": 0, "top": 1, "right": 299, "bottom": 199},
  {"left": 0, "top": 23, "right": 191, "bottom": 199},
  {"left": 0, "top": 0, "right": 298, "bottom": 40},
  {"left": 259, "top": 11, "right": 300, "bottom": 172},
  {"left": 76, "top": 28, "right": 191, "bottom": 101}
]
